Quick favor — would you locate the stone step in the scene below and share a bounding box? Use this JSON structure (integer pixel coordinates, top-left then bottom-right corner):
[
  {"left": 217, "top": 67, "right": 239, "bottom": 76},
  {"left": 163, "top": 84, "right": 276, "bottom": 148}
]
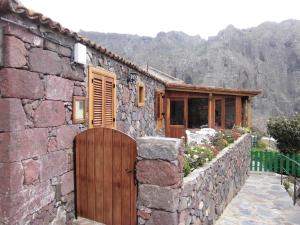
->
[{"left": 73, "top": 217, "right": 105, "bottom": 225}]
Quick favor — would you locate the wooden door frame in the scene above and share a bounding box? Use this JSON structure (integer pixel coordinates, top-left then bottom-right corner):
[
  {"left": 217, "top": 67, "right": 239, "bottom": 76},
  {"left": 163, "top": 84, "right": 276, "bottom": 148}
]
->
[{"left": 165, "top": 96, "right": 187, "bottom": 137}]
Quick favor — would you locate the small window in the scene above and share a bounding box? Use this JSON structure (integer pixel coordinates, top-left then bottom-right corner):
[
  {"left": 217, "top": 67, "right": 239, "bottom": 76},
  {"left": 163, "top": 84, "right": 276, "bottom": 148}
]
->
[
  {"left": 170, "top": 100, "right": 184, "bottom": 125},
  {"left": 73, "top": 96, "right": 86, "bottom": 124},
  {"left": 137, "top": 82, "right": 145, "bottom": 107}
]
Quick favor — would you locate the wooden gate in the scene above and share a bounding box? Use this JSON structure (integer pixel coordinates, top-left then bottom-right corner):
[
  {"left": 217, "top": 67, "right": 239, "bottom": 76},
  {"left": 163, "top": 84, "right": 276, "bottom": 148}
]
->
[{"left": 75, "top": 128, "right": 137, "bottom": 225}]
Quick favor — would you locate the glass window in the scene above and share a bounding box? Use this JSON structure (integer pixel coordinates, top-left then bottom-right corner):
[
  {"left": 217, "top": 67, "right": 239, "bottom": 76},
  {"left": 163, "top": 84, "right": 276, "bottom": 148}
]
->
[
  {"left": 170, "top": 100, "right": 184, "bottom": 125},
  {"left": 225, "top": 97, "right": 235, "bottom": 129},
  {"left": 138, "top": 82, "right": 145, "bottom": 107},
  {"left": 215, "top": 99, "right": 222, "bottom": 128},
  {"left": 188, "top": 98, "right": 208, "bottom": 128}
]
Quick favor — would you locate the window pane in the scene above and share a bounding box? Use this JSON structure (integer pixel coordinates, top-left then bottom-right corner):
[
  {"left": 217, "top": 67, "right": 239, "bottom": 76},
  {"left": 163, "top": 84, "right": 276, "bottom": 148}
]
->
[
  {"left": 215, "top": 99, "right": 222, "bottom": 128},
  {"left": 188, "top": 98, "right": 208, "bottom": 128},
  {"left": 170, "top": 100, "right": 184, "bottom": 125},
  {"left": 75, "top": 101, "right": 84, "bottom": 120},
  {"left": 225, "top": 97, "right": 235, "bottom": 129}
]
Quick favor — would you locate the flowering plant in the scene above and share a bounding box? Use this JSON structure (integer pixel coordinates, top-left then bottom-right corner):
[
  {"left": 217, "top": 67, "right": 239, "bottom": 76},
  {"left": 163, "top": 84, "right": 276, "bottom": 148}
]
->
[{"left": 183, "top": 145, "right": 214, "bottom": 176}]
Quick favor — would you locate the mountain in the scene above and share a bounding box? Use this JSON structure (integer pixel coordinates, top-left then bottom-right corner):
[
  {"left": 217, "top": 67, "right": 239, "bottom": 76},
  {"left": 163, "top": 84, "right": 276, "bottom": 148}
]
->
[{"left": 80, "top": 20, "right": 300, "bottom": 131}]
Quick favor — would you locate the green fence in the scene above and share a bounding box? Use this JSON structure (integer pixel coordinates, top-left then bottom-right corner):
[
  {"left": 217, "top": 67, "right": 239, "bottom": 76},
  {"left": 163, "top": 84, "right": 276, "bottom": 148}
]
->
[{"left": 250, "top": 149, "right": 300, "bottom": 177}]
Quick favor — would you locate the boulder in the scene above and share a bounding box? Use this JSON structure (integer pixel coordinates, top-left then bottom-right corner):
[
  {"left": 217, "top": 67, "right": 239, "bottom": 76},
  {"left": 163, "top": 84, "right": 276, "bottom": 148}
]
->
[{"left": 186, "top": 128, "right": 217, "bottom": 145}]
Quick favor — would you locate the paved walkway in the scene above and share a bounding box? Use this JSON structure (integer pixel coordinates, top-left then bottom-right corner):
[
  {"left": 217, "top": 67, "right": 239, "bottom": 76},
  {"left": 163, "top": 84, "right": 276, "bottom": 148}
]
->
[{"left": 216, "top": 172, "right": 300, "bottom": 225}]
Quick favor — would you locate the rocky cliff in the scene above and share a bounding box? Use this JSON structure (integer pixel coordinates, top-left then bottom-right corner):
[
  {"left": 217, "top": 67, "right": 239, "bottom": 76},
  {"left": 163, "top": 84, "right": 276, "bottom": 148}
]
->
[{"left": 80, "top": 20, "right": 300, "bottom": 131}]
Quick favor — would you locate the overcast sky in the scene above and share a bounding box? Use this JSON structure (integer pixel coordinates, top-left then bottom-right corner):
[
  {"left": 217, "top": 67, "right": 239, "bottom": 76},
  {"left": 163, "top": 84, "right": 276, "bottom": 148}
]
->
[{"left": 21, "top": 0, "right": 300, "bottom": 39}]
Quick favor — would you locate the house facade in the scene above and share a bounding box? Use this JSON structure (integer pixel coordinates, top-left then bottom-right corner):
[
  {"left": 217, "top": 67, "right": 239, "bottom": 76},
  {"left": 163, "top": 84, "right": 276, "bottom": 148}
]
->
[{"left": 0, "top": 0, "right": 260, "bottom": 224}]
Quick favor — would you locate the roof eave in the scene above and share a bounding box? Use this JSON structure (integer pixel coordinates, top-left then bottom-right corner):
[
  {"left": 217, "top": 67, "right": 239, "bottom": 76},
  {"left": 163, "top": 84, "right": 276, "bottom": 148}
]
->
[{"left": 166, "top": 83, "right": 262, "bottom": 97}]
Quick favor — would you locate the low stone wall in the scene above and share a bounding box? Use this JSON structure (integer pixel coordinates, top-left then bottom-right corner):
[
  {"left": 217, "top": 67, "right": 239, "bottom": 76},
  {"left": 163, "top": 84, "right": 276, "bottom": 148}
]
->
[{"left": 136, "top": 134, "right": 251, "bottom": 225}]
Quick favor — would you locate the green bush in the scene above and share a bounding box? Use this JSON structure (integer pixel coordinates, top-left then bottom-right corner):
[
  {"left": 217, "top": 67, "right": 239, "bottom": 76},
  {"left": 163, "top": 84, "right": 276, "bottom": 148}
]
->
[
  {"left": 232, "top": 126, "right": 246, "bottom": 135},
  {"left": 223, "top": 130, "right": 234, "bottom": 144},
  {"left": 212, "top": 132, "right": 228, "bottom": 151},
  {"left": 183, "top": 158, "right": 191, "bottom": 177},
  {"left": 267, "top": 113, "right": 300, "bottom": 154},
  {"left": 283, "top": 179, "right": 290, "bottom": 191},
  {"left": 257, "top": 140, "right": 267, "bottom": 150}
]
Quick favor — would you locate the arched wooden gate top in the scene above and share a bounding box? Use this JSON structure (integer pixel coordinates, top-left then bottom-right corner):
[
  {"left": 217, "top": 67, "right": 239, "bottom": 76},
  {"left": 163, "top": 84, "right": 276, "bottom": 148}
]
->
[
  {"left": 75, "top": 127, "right": 137, "bottom": 225},
  {"left": 76, "top": 127, "right": 136, "bottom": 143}
]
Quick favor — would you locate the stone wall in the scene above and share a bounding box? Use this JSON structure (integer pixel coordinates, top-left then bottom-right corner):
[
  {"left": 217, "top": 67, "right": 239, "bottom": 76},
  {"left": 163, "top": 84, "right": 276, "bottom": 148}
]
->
[
  {"left": 136, "top": 134, "right": 251, "bottom": 225},
  {"left": 0, "top": 13, "right": 164, "bottom": 224}
]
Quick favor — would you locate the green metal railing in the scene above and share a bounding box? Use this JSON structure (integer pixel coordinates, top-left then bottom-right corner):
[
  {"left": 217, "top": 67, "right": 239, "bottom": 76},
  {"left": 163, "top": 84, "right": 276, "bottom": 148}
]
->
[
  {"left": 250, "top": 150, "right": 300, "bottom": 176},
  {"left": 250, "top": 149, "right": 300, "bottom": 205}
]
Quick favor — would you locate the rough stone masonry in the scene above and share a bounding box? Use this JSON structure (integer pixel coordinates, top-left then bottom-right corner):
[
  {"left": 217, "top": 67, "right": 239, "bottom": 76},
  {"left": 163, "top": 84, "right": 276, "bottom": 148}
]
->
[
  {"left": 0, "top": 11, "right": 164, "bottom": 224},
  {"left": 136, "top": 134, "right": 251, "bottom": 225}
]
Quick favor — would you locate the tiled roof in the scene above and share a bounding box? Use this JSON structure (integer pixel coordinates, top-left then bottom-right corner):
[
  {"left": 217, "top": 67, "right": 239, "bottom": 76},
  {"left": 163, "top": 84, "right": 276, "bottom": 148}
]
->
[
  {"left": 140, "top": 65, "right": 184, "bottom": 84},
  {"left": 0, "top": 0, "right": 166, "bottom": 84}
]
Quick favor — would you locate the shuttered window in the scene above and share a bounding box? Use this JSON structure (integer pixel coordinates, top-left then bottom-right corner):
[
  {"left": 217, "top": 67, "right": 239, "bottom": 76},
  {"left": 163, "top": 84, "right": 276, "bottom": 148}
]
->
[
  {"left": 89, "top": 67, "right": 116, "bottom": 128},
  {"left": 155, "top": 91, "right": 164, "bottom": 128}
]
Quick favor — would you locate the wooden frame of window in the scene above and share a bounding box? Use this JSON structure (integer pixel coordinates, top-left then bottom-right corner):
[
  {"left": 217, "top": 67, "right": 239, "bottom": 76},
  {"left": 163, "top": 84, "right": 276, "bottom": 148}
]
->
[
  {"left": 137, "top": 82, "right": 145, "bottom": 107},
  {"left": 72, "top": 96, "right": 86, "bottom": 124},
  {"left": 88, "top": 66, "right": 117, "bottom": 128}
]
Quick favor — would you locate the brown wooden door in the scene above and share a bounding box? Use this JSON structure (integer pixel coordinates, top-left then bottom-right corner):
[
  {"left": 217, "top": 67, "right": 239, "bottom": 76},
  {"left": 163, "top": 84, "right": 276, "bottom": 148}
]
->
[
  {"left": 75, "top": 128, "right": 137, "bottom": 225},
  {"left": 166, "top": 97, "right": 187, "bottom": 138}
]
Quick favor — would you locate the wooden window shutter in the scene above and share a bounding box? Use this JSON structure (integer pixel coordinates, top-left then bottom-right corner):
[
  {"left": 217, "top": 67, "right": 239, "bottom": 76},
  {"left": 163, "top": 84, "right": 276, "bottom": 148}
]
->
[
  {"left": 155, "top": 90, "right": 164, "bottom": 128},
  {"left": 89, "top": 67, "right": 116, "bottom": 128},
  {"left": 104, "top": 77, "right": 114, "bottom": 127},
  {"left": 93, "top": 76, "right": 103, "bottom": 127}
]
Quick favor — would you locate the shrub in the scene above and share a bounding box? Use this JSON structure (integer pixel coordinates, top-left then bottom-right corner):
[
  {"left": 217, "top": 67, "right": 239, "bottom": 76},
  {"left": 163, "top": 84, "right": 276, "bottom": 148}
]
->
[
  {"left": 184, "top": 145, "right": 214, "bottom": 176},
  {"left": 183, "top": 158, "right": 191, "bottom": 177},
  {"left": 223, "top": 130, "right": 234, "bottom": 144},
  {"left": 283, "top": 179, "right": 290, "bottom": 191},
  {"left": 267, "top": 113, "right": 300, "bottom": 154},
  {"left": 232, "top": 126, "right": 246, "bottom": 135},
  {"left": 212, "top": 132, "right": 228, "bottom": 151},
  {"left": 257, "top": 140, "right": 267, "bottom": 150},
  {"left": 251, "top": 126, "right": 266, "bottom": 140}
]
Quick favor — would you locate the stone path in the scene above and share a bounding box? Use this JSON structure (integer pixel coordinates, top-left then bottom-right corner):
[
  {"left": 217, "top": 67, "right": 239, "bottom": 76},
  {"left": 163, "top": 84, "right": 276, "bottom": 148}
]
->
[{"left": 215, "top": 172, "right": 300, "bottom": 225}]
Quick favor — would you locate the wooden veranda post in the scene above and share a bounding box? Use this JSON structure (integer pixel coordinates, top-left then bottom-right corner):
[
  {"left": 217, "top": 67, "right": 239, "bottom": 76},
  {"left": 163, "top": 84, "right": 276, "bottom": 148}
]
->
[
  {"left": 208, "top": 93, "right": 214, "bottom": 128},
  {"left": 235, "top": 96, "right": 242, "bottom": 126},
  {"left": 247, "top": 97, "right": 252, "bottom": 128}
]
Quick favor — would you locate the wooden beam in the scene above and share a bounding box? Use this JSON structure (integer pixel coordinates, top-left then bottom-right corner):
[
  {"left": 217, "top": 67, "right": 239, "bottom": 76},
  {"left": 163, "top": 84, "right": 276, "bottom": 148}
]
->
[
  {"left": 208, "top": 93, "right": 213, "bottom": 128},
  {"left": 166, "top": 83, "right": 262, "bottom": 96},
  {"left": 242, "top": 98, "right": 247, "bottom": 127},
  {"left": 165, "top": 98, "right": 170, "bottom": 136},
  {"left": 247, "top": 98, "right": 252, "bottom": 128},
  {"left": 235, "top": 96, "right": 242, "bottom": 126},
  {"left": 184, "top": 96, "right": 188, "bottom": 129},
  {"left": 211, "top": 96, "right": 215, "bottom": 129}
]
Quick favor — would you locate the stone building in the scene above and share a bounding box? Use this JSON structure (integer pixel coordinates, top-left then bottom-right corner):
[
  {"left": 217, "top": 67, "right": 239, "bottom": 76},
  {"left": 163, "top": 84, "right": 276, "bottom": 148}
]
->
[{"left": 0, "top": 0, "right": 260, "bottom": 224}]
